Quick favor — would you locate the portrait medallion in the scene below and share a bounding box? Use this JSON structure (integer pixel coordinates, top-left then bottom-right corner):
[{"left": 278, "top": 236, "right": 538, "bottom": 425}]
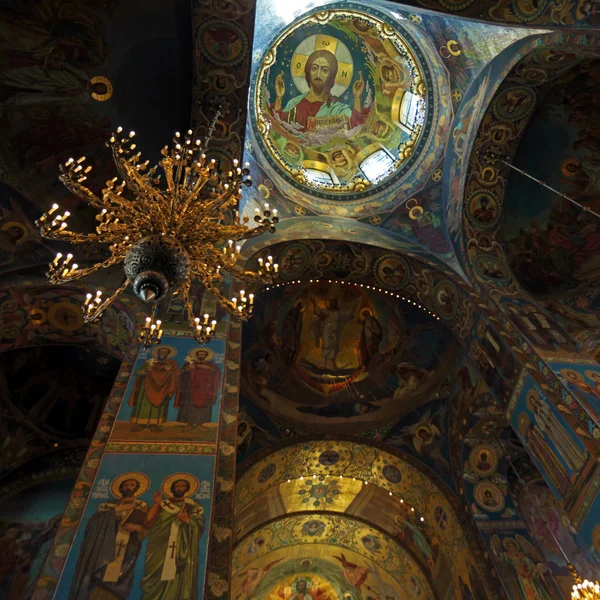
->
[
  {"left": 468, "top": 444, "right": 498, "bottom": 477},
  {"left": 473, "top": 481, "right": 505, "bottom": 512},
  {"left": 374, "top": 254, "right": 409, "bottom": 290}
]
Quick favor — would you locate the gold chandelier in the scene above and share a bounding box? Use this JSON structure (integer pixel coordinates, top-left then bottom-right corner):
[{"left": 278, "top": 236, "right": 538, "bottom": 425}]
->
[
  {"left": 36, "top": 118, "right": 278, "bottom": 346},
  {"left": 571, "top": 565, "right": 600, "bottom": 600}
]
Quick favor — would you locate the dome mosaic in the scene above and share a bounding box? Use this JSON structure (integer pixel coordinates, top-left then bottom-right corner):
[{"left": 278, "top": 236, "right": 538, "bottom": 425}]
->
[{"left": 251, "top": 5, "right": 434, "bottom": 210}]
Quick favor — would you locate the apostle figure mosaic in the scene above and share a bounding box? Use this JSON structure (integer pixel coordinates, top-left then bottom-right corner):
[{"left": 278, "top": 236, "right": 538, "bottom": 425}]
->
[
  {"left": 56, "top": 455, "right": 214, "bottom": 600},
  {"left": 111, "top": 338, "right": 225, "bottom": 443}
]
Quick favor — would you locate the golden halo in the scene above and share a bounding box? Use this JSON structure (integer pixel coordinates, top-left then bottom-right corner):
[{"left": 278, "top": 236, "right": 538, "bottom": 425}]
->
[
  {"left": 561, "top": 368, "right": 583, "bottom": 382},
  {"left": 1, "top": 221, "right": 29, "bottom": 243},
  {"left": 409, "top": 205, "right": 424, "bottom": 220},
  {"left": 524, "top": 388, "right": 539, "bottom": 411},
  {"left": 502, "top": 537, "right": 518, "bottom": 551},
  {"left": 517, "top": 412, "right": 531, "bottom": 435},
  {"left": 110, "top": 472, "right": 151, "bottom": 498},
  {"left": 90, "top": 75, "right": 113, "bottom": 101},
  {"left": 187, "top": 346, "right": 215, "bottom": 361},
  {"left": 290, "top": 34, "right": 354, "bottom": 97},
  {"left": 150, "top": 345, "right": 178, "bottom": 359},
  {"left": 161, "top": 473, "right": 200, "bottom": 498},
  {"left": 561, "top": 157, "right": 580, "bottom": 177},
  {"left": 585, "top": 370, "right": 600, "bottom": 382}
]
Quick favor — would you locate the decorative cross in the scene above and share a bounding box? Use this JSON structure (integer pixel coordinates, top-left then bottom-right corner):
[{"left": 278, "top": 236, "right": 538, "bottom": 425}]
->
[
  {"left": 115, "top": 539, "right": 126, "bottom": 557},
  {"left": 169, "top": 541, "right": 177, "bottom": 559},
  {"left": 451, "top": 89, "right": 462, "bottom": 103}
]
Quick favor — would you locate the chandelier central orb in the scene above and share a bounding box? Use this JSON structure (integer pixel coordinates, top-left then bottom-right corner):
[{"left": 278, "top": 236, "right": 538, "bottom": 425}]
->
[
  {"left": 124, "top": 235, "right": 191, "bottom": 303},
  {"left": 36, "top": 119, "right": 278, "bottom": 347}
]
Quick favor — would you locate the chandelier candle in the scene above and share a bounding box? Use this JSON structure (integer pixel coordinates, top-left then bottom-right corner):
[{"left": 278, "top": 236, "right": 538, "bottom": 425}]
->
[{"left": 36, "top": 120, "right": 278, "bottom": 347}]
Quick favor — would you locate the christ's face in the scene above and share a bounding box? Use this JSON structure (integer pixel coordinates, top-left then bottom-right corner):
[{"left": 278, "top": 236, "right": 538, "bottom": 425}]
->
[
  {"left": 172, "top": 480, "right": 189, "bottom": 498},
  {"left": 296, "top": 581, "right": 307, "bottom": 593},
  {"left": 309, "top": 57, "right": 331, "bottom": 93}
]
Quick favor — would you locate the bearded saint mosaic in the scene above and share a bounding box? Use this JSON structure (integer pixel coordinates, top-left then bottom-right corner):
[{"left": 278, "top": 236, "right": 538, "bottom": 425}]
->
[{"left": 253, "top": 7, "right": 427, "bottom": 199}]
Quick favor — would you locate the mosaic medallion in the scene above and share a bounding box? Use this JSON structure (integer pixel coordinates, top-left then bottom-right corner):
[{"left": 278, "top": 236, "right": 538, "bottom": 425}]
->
[
  {"left": 491, "top": 85, "right": 536, "bottom": 122},
  {"left": 473, "top": 480, "right": 505, "bottom": 512},
  {"left": 466, "top": 189, "right": 501, "bottom": 229},
  {"left": 374, "top": 254, "right": 409, "bottom": 290},
  {"left": 433, "top": 280, "right": 458, "bottom": 320},
  {"left": 473, "top": 254, "right": 511, "bottom": 283},
  {"left": 252, "top": 4, "right": 434, "bottom": 209},
  {"left": 318, "top": 449, "right": 340, "bottom": 466},
  {"left": 258, "top": 462, "right": 277, "bottom": 483},
  {"left": 468, "top": 444, "right": 498, "bottom": 477},
  {"left": 382, "top": 464, "right": 402, "bottom": 483},
  {"left": 197, "top": 18, "right": 248, "bottom": 67}
]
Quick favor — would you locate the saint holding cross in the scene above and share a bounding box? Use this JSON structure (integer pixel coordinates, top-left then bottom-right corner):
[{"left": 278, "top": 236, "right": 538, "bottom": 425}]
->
[
  {"left": 68, "top": 473, "right": 150, "bottom": 600},
  {"left": 140, "top": 473, "right": 205, "bottom": 600}
]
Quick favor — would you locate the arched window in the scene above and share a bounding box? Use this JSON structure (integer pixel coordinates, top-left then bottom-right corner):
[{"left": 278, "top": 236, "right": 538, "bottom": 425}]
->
[{"left": 399, "top": 91, "right": 420, "bottom": 131}]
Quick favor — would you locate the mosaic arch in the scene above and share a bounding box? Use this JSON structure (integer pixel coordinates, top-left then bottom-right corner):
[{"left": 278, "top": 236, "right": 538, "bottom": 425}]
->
[
  {"left": 456, "top": 35, "right": 600, "bottom": 288},
  {"left": 243, "top": 237, "right": 482, "bottom": 346},
  {"left": 250, "top": 2, "right": 451, "bottom": 216},
  {"left": 235, "top": 441, "right": 493, "bottom": 599},
  {"left": 241, "top": 278, "right": 456, "bottom": 433},
  {"left": 232, "top": 514, "right": 433, "bottom": 600},
  {"left": 370, "top": 0, "right": 598, "bottom": 28}
]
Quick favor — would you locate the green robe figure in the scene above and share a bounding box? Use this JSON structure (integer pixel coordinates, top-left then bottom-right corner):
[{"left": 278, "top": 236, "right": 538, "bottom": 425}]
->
[
  {"left": 141, "top": 475, "right": 205, "bottom": 600},
  {"left": 129, "top": 346, "right": 180, "bottom": 433}
]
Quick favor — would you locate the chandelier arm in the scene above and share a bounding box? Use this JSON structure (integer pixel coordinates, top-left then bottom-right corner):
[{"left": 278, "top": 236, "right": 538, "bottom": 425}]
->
[
  {"left": 179, "top": 281, "right": 217, "bottom": 345},
  {"left": 189, "top": 185, "right": 240, "bottom": 221},
  {"left": 174, "top": 175, "right": 214, "bottom": 229},
  {"left": 239, "top": 222, "right": 274, "bottom": 239},
  {"left": 225, "top": 264, "right": 274, "bottom": 284},
  {"left": 47, "top": 252, "right": 126, "bottom": 284},
  {"left": 113, "top": 156, "right": 154, "bottom": 195},
  {"left": 161, "top": 157, "right": 176, "bottom": 193},
  {"left": 198, "top": 277, "right": 251, "bottom": 321},
  {"left": 102, "top": 189, "right": 159, "bottom": 231},
  {"left": 59, "top": 175, "right": 105, "bottom": 209},
  {"left": 82, "top": 279, "right": 130, "bottom": 323},
  {"left": 40, "top": 228, "right": 114, "bottom": 244}
]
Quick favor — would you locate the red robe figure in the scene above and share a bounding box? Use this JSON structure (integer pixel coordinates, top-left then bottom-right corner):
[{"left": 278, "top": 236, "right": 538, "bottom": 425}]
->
[{"left": 175, "top": 349, "right": 221, "bottom": 429}]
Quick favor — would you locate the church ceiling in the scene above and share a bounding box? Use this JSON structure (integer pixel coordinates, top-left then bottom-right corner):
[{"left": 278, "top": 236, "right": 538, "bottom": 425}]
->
[
  {"left": 232, "top": 514, "right": 433, "bottom": 600},
  {"left": 503, "top": 58, "right": 600, "bottom": 297},
  {"left": 374, "top": 0, "right": 598, "bottom": 28},
  {"left": 234, "top": 440, "right": 494, "bottom": 599},
  {"left": 242, "top": 0, "right": 538, "bottom": 272},
  {"left": 458, "top": 39, "right": 600, "bottom": 293},
  {"left": 0, "top": 0, "right": 193, "bottom": 226}
]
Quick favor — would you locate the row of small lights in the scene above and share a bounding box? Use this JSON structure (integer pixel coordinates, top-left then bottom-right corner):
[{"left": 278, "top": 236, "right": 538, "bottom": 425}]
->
[
  {"left": 284, "top": 474, "right": 426, "bottom": 523},
  {"left": 263, "top": 278, "right": 441, "bottom": 321}
]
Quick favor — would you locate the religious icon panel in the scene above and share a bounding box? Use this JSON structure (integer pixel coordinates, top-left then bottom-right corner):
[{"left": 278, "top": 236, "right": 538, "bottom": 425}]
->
[
  {"left": 111, "top": 336, "right": 225, "bottom": 444},
  {"left": 55, "top": 453, "right": 215, "bottom": 600}
]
